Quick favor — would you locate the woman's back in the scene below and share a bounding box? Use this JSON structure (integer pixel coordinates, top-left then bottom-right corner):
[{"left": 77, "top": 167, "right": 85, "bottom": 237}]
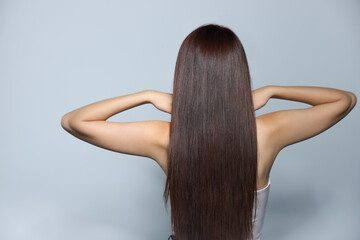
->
[
  {"left": 162, "top": 116, "right": 274, "bottom": 240},
  {"left": 156, "top": 117, "right": 275, "bottom": 191}
]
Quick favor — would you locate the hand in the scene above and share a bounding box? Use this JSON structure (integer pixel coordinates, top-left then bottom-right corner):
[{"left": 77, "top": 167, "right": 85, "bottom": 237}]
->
[
  {"left": 148, "top": 90, "right": 172, "bottom": 114},
  {"left": 252, "top": 86, "right": 272, "bottom": 111}
]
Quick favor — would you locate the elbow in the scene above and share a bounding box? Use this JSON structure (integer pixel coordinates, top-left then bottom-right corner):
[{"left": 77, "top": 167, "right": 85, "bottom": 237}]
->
[
  {"left": 61, "top": 113, "right": 79, "bottom": 131},
  {"left": 61, "top": 114, "right": 86, "bottom": 134},
  {"left": 349, "top": 92, "right": 357, "bottom": 109},
  {"left": 338, "top": 92, "right": 357, "bottom": 116},
  {"left": 61, "top": 114, "right": 71, "bottom": 131},
  {"left": 345, "top": 91, "right": 357, "bottom": 111}
]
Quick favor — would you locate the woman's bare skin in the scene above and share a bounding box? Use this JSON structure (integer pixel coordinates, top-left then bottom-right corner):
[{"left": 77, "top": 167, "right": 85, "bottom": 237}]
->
[{"left": 61, "top": 85, "right": 357, "bottom": 191}]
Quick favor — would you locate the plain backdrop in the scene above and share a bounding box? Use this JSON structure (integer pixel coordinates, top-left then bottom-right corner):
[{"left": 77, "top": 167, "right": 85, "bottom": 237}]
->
[{"left": 0, "top": 0, "right": 359, "bottom": 239}]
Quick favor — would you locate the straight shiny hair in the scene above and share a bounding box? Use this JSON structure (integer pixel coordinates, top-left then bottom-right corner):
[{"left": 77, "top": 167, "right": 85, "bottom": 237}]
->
[{"left": 163, "top": 23, "right": 258, "bottom": 240}]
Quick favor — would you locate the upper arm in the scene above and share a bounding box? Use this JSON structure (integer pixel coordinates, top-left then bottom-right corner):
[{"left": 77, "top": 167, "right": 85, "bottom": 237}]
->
[
  {"left": 258, "top": 96, "right": 355, "bottom": 151},
  {"left": 61, "top": 119, "right": 169, "bottom": 161}
]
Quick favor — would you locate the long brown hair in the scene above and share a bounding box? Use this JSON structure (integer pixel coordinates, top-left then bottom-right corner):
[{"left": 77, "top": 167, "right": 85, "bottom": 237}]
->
[{"left": 163, "top": 23, "right": 258, "bottom": 240}]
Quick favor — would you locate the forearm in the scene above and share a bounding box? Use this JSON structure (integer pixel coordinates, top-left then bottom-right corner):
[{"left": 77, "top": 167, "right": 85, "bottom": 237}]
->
[
  {"left": 268, "top": 85, "right": 354, "bottom": 106},
  {"left": 62, "top": 90, "right": 152, "bottom": 125}
]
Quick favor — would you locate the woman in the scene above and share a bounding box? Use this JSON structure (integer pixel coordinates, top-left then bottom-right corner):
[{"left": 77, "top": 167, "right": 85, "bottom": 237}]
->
[{"left": 61, "top": 24, "right": 357, "bottom": 240}]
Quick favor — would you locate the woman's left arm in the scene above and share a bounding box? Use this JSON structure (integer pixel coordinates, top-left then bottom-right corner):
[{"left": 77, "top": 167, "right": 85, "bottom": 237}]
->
[{"left": 61, "top": 90, "right": 170, "bottom": 161}]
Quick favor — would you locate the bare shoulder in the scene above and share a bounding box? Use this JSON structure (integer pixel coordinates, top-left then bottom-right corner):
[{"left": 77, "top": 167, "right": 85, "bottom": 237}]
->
[
  {"left": 255, "top": 114, "right": 283, "bottom": 181},
  {"left": 151, "top": 121, "right": 170, "bottom": 174},
  {"left": 156, "top": 120, "right": 170, "bottom": 150}
]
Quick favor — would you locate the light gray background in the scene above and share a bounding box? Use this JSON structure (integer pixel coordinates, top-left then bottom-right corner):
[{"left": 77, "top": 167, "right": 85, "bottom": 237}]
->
[{"left": 1, "top": 0, "right": 359, "bottom": 239}]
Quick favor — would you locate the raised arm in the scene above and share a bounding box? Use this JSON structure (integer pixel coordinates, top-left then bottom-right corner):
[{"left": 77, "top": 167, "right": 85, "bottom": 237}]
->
[
  {"left": 60, "top": 90, "right": 170, "bottom": 161},
  {"left": 258, "top": 85, "right": 357, "bottom": 151}
]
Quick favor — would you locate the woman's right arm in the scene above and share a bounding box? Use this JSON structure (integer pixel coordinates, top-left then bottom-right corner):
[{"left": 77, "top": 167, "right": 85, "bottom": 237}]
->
[{"left": 258, "top": 85, "right": 357, "bottom": 151}]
